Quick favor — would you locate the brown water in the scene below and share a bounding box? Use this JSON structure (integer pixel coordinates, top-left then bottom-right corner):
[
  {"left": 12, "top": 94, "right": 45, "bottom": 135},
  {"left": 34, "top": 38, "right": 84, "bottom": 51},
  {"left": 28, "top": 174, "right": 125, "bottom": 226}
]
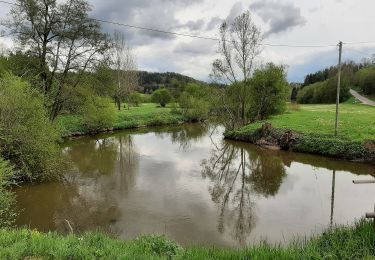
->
[{"left": 15, "top": 124, "right": 375, "bottom": 247}]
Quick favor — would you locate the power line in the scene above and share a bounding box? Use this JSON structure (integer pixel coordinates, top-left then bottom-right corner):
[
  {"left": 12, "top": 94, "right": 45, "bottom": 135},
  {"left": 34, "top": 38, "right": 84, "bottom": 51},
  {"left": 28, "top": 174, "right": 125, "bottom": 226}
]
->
[
  {"left": 0, "top": 0, "right": 339, "bottom": 47},
  {"left": 0, "top": 0, "right": 372, "bottom": 49}
]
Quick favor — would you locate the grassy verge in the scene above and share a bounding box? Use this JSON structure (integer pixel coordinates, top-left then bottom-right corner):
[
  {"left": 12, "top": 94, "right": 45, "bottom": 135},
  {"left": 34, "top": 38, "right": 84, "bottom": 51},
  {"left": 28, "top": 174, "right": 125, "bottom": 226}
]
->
[
  {"left": 225, "top": 103, "right": 375, "bottom": 161},
  {"left": 57, "top": 103, "right": 186, "bottom": 137},
  {"left": 0, "top": 221, "right": 374, "bottom": 259}
]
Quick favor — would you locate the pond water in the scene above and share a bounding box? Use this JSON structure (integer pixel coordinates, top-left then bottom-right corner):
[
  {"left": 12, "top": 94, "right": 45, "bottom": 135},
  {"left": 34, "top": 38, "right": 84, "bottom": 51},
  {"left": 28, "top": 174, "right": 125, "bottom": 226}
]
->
[{"left": 15, "top": 124, "right": 375, "bottom": 248}]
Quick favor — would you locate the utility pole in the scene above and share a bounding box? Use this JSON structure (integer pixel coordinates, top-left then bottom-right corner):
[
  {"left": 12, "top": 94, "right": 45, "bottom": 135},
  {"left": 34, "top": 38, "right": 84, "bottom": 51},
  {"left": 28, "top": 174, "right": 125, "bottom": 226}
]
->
[{"left": 335, "top": 41, "right": 343, "bottom": 136}]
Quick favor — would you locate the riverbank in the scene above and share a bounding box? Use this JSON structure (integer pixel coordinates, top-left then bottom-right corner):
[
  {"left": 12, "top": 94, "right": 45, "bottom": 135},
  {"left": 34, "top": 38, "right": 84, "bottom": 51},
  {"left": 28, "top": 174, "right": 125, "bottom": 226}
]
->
[
  {"left": 225, "top": 103, "right": 375, "bottom": 163},
  {"left": 58, "top": 103, "right": 187, "bottom": 137},
  {"left": 0, "top": 220, "right": 373, "bottom": 259}
]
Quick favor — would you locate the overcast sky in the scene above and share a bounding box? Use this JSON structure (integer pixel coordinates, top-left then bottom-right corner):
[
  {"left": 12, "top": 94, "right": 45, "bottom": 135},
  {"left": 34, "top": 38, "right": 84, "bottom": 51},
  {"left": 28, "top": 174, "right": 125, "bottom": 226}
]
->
[{"left": 1, "top": 0, "right": 375, "bottom": 82}]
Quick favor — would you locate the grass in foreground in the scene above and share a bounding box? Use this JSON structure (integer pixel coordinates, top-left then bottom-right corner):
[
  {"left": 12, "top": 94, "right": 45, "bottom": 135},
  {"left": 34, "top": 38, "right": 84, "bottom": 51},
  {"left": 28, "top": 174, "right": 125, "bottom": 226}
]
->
[
  {"left": 239, "top": 103, "right": 375, "bottom": 142},
  {"left": 58, "top": 103, "right": 185, "bottom": 136},
  {"left": 0, "top": 221, "right": 374, "bottom": 259}
]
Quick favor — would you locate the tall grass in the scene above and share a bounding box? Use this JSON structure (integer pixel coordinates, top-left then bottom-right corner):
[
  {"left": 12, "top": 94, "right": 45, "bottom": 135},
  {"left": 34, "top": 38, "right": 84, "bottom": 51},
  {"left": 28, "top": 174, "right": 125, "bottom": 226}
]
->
[{"left": 1, "top": 220, "right": 374, "bottom": 259}]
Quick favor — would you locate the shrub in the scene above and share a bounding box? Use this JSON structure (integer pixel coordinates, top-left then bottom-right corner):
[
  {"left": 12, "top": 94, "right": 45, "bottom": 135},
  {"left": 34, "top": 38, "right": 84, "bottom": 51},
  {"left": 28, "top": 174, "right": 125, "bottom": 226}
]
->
[
  {"left": 0, "top": 74, "right": 62, "bottom": 181},
  {"left": 151, "top": 88, "right": 172, "bottom": 107},
  {"left": 129, "top": 92, "right": 143, "bottom": 107},
  {"left": 249, "top": 63, "right": 290, "bottom": 120},
  {"left": 178, "top": 84, "right": 210, "bottom": 121},
  {"left": 81, "top": 96, "right": 117, "bottom": 132},
  {"left": 0, "top": 157, "right": 16, "bottom": 228}
]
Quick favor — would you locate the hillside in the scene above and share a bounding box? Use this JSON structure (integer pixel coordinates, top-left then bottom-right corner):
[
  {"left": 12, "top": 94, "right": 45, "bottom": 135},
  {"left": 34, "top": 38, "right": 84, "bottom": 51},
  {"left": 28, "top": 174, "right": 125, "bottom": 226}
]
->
[{"left": 138, "top": 71, "right": 206, "bottom": 93}]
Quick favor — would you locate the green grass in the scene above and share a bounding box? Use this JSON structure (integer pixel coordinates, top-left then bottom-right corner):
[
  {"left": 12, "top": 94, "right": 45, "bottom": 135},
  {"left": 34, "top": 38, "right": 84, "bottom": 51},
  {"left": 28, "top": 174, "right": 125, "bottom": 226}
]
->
[
  {"left": 0, "top": 220, "right": 374, "bottom": 259},
  {"left": 226, "top": 103, "right": 375, "bottom": 161},
  {"left": 58, "top": 103, "right": 186, "bottom": 137},
  {"left": 238, "top": 103, "right": 375, "bottom": 142}
]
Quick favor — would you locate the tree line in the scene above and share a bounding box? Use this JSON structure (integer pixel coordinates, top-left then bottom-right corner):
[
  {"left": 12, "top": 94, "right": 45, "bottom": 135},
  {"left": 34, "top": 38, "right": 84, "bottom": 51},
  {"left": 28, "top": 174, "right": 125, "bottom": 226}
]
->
[{"left": 297, "top": 57, "right": 375, "bottom": 104}]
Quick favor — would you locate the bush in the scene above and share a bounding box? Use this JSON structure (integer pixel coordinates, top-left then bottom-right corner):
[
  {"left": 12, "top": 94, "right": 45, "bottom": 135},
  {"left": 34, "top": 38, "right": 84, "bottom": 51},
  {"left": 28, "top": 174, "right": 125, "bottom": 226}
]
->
[
  {"left": 151, "top": 88, "right": 172, "bottom": 107},
  {"left": 355, "top": 66, "right": 375, "bottom": 95},
  {"left": 249, "top": 63, "right": 290, "bottom": 120},
  {"left": 178, "top": 84, "right": 210, "bottom": 121},
  {"left": 0, "top": 74, "right": 62, "bottom": 181},
  {"left": 0, "top": 157, "right": 16, "bottom": 228},
  {"left": 81, "top": 96, "right": 117, "bottom": 132},
  {"left": 129, "top": 92, "right": 143, "bottom": 107}
]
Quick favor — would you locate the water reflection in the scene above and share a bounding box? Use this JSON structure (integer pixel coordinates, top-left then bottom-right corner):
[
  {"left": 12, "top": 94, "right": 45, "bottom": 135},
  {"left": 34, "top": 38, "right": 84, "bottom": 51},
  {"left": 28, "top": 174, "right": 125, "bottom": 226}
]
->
[
  {"left": 14, "top": 124, "right": 375, "bottom": 247},
  {"left": 201, "top": 138, "right": 288, "bottom": 244}
]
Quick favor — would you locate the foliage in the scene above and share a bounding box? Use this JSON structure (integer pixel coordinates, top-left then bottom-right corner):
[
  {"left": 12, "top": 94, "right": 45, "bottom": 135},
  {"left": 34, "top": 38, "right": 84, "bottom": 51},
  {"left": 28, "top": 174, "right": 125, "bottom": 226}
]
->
[
  {"left": 129, "top": 92, "right": 143, "bottom": 107},
  {"left": 0, "top": 157, "right": 17, "bottom": 228},
  {"left": 297, "top": 75, "right": 351, "bottom": 104},
  {"left": 0, "top": 74, "right": 61, "bottom": 181},
  {"left": 151, "top": 88, "right": 172, "bottom": 107},
  {"left": 3, "top": 0, "right": 111, "bottom": 120},
  {"left": 0, "top": 220, "right": 374, "bottom": 259},
  {"left": 249, "top": 63, "right": 289, "bottom": 120},
  {"left": 355, "top": 66, "right": 375, "bottom": 95},
  {"left": 139, "top": 71, "right": 203, "bottom": 95},
  {"left": 81, "top": 96, "right": 117, "bottom": 132},
  {"left": 302, "top": 61, "right": 368, "bottom": 87},
  {"left": 179, "top": 84, "right": 210, "bottom": 121}
]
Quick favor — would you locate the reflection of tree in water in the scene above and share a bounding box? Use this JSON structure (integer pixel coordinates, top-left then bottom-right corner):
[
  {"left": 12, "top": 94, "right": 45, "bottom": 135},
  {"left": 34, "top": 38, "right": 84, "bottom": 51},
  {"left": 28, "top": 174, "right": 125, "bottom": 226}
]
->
[
  {"left": 201, "top": 141, "right": 287, "bottom": 245},
  {"left": 67, "top": 137, "right": 118, "bottom": 176},
  {"left": 55, "top": 134, "right": 139, "bottom": 234}
]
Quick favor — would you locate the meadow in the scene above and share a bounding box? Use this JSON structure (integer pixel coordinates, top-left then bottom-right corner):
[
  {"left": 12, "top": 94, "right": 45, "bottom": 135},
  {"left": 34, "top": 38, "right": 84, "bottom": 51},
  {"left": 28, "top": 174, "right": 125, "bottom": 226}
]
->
[
  {"left": 226, "top": 102, "right": 375, "bottom": 161},
  {"left": 58, "top": 103, "right": 186, "bottom": 137}
]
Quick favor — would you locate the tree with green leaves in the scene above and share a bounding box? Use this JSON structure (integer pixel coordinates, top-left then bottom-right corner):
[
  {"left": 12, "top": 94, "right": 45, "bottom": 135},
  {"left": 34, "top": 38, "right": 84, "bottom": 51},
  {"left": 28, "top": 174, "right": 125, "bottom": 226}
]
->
[
  {"left": 249, "top": 63, "right": 289, "bottom": 120},
  {"left": 3, "top": 0, "right": 111, "bottom": 120},
  {"left": 151, "top": 88, "right": 172, "bottom": 107},
  {"left": 211, "top": 11, "right": 263, "bottom": 128}
]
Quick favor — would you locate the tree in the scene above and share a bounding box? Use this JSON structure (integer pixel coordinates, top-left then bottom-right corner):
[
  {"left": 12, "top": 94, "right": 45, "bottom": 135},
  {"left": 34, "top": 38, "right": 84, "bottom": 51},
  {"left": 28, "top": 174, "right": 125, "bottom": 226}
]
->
[
  {"left": 112, "top": 30, "right": 138, "bottom": 110},
  {"left": 151, "top": 88, "right": 172, "bottom": 107},
  {"left": 211, "top": 11, "right": 262, "bottom": 84},
  {"left": 4, "top": 0, "right": 111, "bottom": 120},
  {"left": 249, "top": 63, "right": 289, "bottom": 120},
  {"left": 211, "top": 11, "right": 263, "bottom": 127}
]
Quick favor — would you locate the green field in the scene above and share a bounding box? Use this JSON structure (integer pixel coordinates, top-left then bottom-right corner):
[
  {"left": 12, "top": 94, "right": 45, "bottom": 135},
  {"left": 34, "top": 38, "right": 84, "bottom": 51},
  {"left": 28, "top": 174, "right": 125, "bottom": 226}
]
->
[
  {"left": 58, "top": 103, "right": 185, "bottom": 136},
  {"left": 238, "top": 103, "right": 375, "bottom": 142},
  {"left": 0, "top": 220, "right": 373, "bottom": 259},
  {"left": 226, "top": 103, "right": 375, "bottom": 161}
]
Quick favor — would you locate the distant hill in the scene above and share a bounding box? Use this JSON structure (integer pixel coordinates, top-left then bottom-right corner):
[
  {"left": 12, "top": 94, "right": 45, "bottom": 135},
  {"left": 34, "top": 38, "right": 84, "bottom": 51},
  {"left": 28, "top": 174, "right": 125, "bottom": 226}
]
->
[{"left": 137, "top": 71, "right": 207, "bottom": 93}]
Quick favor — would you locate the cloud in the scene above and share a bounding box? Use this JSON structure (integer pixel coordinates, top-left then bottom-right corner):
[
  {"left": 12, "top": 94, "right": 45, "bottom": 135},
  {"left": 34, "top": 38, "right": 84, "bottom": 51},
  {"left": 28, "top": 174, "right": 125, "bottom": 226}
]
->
[
  {"left": 88, "top": 0, "right": 205, "bottom": 44},
  {"left": 206, "top": 16, "right": 222, "bottom": 31},
  {"left": 174, "top": 39, "right": 216, "bottom": 55},
  {"left": 250, "top": 0, "right": 306, "bottom": 37}
]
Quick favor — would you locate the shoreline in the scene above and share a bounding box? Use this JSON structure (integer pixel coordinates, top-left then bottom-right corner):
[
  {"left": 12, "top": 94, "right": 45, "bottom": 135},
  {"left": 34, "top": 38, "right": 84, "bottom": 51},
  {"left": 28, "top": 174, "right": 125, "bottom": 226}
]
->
[{"left": 225, "top": 123, "right": 375, "bottom": 165}]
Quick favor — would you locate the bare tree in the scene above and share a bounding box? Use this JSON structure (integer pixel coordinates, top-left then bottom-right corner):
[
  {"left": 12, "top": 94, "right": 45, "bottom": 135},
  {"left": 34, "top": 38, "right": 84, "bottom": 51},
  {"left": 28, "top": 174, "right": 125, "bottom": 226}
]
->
[
  {"left": 212, "top": 11, "right": 262, "bottom": 83},
  {"left": 3, "top": 0, "right": 111, "bottom": 120},
  {"left": 112, "top": 30, "right": 138, "bottom": 110},
  {"left": 211, "top": 11, "right": 263, "bottom": 128}
]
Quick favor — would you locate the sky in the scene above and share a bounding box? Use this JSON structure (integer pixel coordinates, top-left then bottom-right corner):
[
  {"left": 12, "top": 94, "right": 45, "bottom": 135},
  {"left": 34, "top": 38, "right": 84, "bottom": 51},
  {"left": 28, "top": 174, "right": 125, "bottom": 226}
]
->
[{"left": 0, "top": 0, "right": 375, "bottom": 82}]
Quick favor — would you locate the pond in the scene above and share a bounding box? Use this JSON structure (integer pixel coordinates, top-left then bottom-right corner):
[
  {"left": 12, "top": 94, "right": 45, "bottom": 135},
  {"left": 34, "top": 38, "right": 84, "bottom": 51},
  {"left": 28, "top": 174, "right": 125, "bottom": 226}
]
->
[{"left": 15, "top": 124, "right": 375, "bottom": 248}]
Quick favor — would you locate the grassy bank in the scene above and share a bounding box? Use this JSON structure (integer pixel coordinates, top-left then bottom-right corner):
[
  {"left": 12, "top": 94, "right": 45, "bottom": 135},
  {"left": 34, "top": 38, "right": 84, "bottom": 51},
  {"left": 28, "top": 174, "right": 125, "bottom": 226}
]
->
[
  {"left": 58, "top": 103, "right": 186, "bottom": 137},
  {"left": 225, "top": 103, "right": 375, "bottom": 161},
  {"left": 0, "top": 221, "right": 374, "bottom": 259}
]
